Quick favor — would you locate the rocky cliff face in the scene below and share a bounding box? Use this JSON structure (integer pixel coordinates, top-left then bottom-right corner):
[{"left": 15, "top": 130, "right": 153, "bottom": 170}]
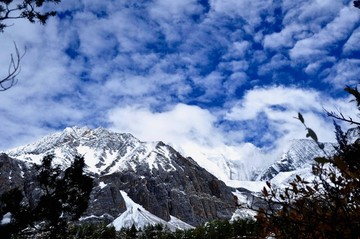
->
[
  {"left": 1, "top": 127, "right": 237, "bottom": 228},
  {"left": 1, "top": 127, "right": 339, "bottom": 229},
  {"left": 257, "top": 139, "right": 335, "bottom": 181},
  {"left": 0, "top": 153, "right": 29, "bottom": 193},
  {"left": 96, "top": 144, "right": 236, "bottom": 226}
]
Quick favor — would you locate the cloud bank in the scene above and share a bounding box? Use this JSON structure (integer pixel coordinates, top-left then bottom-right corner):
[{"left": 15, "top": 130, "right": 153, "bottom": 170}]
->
[{"left": 0, "top": 0, "right": 359, "bottom": 172}]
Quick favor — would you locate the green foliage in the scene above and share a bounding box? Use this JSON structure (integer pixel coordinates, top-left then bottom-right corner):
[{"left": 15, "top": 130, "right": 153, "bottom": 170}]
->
[
  {"left": 0, "top": 155, "right": 93, "bottom": 239},
  {"left": 66, "top": 219, "right": 259, "bottom": 239},
  {"left": 171, "top": 218, "right": 259, "bottom": 239},
  {"left": 0, "top": 0, "right": 61, "bottom": 32},
  {"left": 257, "top": 86, "right": 360, "bottom": 239},
  {"left": 66, "top": 223, "right": 117, "bottom": 239}
]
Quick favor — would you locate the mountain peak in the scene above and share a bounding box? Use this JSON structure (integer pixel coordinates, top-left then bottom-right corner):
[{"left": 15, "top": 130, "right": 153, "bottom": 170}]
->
[
  {"left": 5, "top": 126, "right": 143, "bottom": 172},
  {"left": 1, "top": 126, "right": 237, "bottom": 229},
  {"left": 7, "top": 126, "right": 138, "bottom": 153},
  {"left": 257, "top": 139, "right": 335, "bottom": 181}
]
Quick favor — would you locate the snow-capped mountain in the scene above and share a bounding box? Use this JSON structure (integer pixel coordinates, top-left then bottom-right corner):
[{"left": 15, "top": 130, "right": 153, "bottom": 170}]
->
[
  {"left": 2, "top": 127, "right": 237, "bottom": 229},
  {"left": 175, "top": 142, "right": 268, "bottom": 184},
  {"left": 6, "top": 127, "right": 155, "bottom": 175},
  {"left": 257, "top": 139, "right": 335, "bottom": 186},
  {"left": 0, "top": 126, "right": 339, "bottom": 230}
]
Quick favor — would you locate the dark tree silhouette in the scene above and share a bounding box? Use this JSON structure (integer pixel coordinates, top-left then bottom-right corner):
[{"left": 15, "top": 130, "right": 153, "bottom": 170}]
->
[
  {"left": 326, "top": 86, "right": 360, "bottom": 126},
  {"left": 354, "top": 0, "right": 360, "bottom": 9},
  {"left": 0, "top": 155, "right": 93, "bottom": 239},
  {"left": 0, "top": 0, "right": 61, "bottom": 32},
  {"left": 256, "top": 85, "right": 360, "bottom": 239}
]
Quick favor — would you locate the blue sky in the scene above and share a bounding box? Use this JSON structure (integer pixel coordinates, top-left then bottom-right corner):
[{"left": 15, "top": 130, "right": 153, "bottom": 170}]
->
[{"left": 0, "top": 0, "right": 359, "bottom": 167}]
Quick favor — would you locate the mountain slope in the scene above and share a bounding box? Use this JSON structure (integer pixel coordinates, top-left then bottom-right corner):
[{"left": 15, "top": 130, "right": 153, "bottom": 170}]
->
[
  {"left": 3, "top": 127, "right": 237, "bottom": 228},
  {"left": 257, "top": 139, "right": 335, "bottom": 184},
  {"left": 1, "top": 126, "right": 339, "bottom": 230},
  {"left": 111, "top": 190, "right": 193, "bottom": 231}
]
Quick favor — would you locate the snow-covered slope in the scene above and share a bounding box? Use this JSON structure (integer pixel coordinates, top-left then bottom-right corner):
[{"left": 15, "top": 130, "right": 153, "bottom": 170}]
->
[
  {"left": 176, "top": 142, "right": 268, "bottom": 183},
  {"left": 2, "top": 126, "right": 339, "bottom": 229},
  {"left": 257, "top": 139, "right": 335, "bottom": 187},
  {"left": 3, "top": 126, "right": 237, "bottom": 229},
  {"left": 112, "top": 191, "right": 193, "bottom": 231},
  {"left": 6, "top": 126, "right": 179, "bottom": 176},
  {"left": 6, "top": 126, "right": 265, "bottom": 187}
]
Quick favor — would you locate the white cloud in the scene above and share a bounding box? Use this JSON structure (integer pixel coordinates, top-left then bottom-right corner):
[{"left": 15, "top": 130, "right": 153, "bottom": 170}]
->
[
  {"left": 258, "top": 54, "right": 290, "bottom": 76},
  {"left": 107, "top": 103, "right": 270, "bottom": 180},
  {"left": 290, "top": 5, "right": 360, "bottom": 61},
  {"left": 147, "top": 0, "right": 205, "bottom": 45},
  {"left": 304, "top": 1, "right": 341, "bottom": 21},
  {"left": 149, "top": 0, "right": 203, "bottom": 20},
  {"left": 191, "top": 71, "right": 225, "bottom": 101},
  {"left": 107, "top": 85, "right": 358, "bottom": 181},
  {"left": 282, "top": 0, "right": 343, "bottom": 25},
  {"left": 304, "top": 56, "right": 336, "bottom": 75},
  {"left": 263, "top": 24, "right": 305, "bottom": 50},
  {"left": 108, "top": 103, "right": 221, "bottom": 147},
  {"left": 226, "top": 86, "right": 356, "bottom": 150},
  {"left": 210, "top": 0, "right": 273, "bottom": 29},
  {"left": 343, "top": 26, "right": 360, "bottom": 55},
  {"left": 226, "top": 41, "right": 250, "bottom": 58},
  {"left": 0, "top": 0, "right": 358, "bottom": 176},
  {"left": 324, "top": 59, "right": 360, "bottom": 88},
  {"left": 225, "top": 72, "right": 248, "bottom": 94}
]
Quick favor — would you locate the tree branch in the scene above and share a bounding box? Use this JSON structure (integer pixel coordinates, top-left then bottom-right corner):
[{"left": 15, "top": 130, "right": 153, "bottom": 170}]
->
[
  {"left": 0, "top": 42, "right": 25, "bottom": 91},
  {"left": 325, "top": 109, "right": 360, "bottom": 126}
]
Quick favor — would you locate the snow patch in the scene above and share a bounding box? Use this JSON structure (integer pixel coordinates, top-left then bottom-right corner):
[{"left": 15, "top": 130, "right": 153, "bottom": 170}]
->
[
  {"left": 77, "top": 146, "right": 99, "bottom": 173},
  {"left": 1, "top": 212, "right": 11, "bottom": 225},
  {"left": 270, "top": 167, "right": 315, "bottom": 188},
  {"left": 227, "top": 180, "right": 266, "bottom": 193},
  {"left": 168, "top": 216, "right": 194, "bottom": 230},
  {"left": 231, "top": 190, "right": 257, "bottom": 220},
  {"left": 112, "top": 191, "right": 167, "bottom": 230},
  {"left": 111, "top": 191, "right": 193, "bottom": 231},
  {"left": 99, "top": 182, "right": 107, "bottom": 189}
]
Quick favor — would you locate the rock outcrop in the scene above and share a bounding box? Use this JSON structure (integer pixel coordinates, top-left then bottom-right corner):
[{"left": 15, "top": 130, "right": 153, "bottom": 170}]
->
[{"left": 1, "top": 127, "right": 237, "bottom": 228}]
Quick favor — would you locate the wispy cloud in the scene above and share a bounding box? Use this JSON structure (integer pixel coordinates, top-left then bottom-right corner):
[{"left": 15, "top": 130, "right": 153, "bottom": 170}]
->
[
  {"left": 226, "top": 86, "right": 355, "bottom": 148},
  {"left": 0, "top": 0, "right": 359, "bottom": 174}
]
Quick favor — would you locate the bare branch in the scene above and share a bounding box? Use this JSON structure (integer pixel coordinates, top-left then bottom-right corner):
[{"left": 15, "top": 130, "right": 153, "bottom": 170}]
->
[
  {"left": 0, "top": 42, "right": 25, "bottom": 91},
  {"left": 325, "top": 109, "right": 360, "bottom": 126}
]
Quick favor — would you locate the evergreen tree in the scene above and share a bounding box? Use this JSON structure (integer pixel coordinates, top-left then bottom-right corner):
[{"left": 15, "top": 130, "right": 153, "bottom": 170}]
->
[
  {"left": 0, "top": 155, "right": 93, "bottom": 239},
  {"left": 257, "top": 85, "right": 360, "bottom": 239}
]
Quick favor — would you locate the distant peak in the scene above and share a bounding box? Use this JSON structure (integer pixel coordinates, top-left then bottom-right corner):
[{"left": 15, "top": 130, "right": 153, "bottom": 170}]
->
[
  {"left": 63, "top": 126, "right": 92, "bottom": 136},
  {"left": 61, "top": 126, "right": 135, "bottom": 139}
]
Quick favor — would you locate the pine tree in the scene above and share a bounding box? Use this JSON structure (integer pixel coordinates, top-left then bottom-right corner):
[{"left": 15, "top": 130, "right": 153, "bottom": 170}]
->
[{"left": 0, "top": 154, "right": 93, "bottom": 239}]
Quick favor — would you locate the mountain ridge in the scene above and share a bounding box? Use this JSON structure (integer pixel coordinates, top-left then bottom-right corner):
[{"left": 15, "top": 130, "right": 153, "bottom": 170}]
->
[
  {"left": 1, "top": 126, "right": 338, "bottom": 230},
  {"left": 2, "top": 126, "right": 238, "bottom": 229}
]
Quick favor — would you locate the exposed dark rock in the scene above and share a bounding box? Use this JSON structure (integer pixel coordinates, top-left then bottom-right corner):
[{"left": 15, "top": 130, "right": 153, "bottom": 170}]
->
[
  {"left": 0, "top": 153, "right": 28, "bottom": 193},
  {"left": 0, "top": 128, "right": 238, "bottom": 228},
  {"left": 98, "top": 144, "right": 237, "bottom": 226}
]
